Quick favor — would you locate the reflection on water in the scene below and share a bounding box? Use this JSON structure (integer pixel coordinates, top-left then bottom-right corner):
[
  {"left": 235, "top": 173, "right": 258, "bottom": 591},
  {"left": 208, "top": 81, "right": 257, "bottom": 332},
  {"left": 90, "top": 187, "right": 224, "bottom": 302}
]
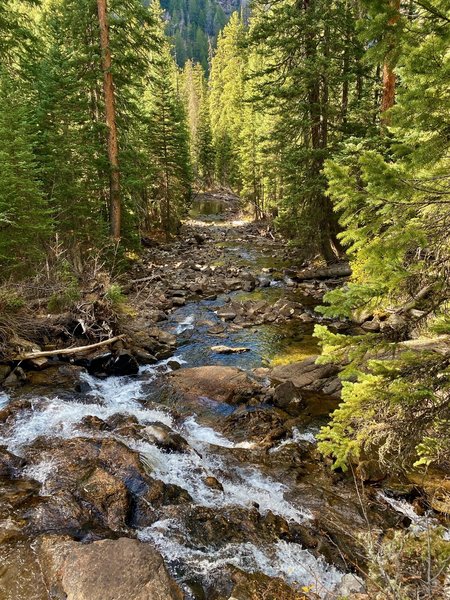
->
[
  {"left": 163, "top": 291, "right": 319, "bottom": 370},
  {"left": 189, "top": 198, "right": 228, "bottom": 218}
]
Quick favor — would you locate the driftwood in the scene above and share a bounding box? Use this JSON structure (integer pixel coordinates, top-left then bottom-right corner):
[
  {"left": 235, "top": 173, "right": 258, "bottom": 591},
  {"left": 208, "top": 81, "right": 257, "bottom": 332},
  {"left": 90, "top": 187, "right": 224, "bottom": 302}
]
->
[
  {"left": 292, "top": 263, "right": 351, "bottom": 281},
  {"left": 399, "top": 335, "right": 450, "bottom": 356},
  {"left": 15, "top": 335, "right": 125, "bottom": 361}
]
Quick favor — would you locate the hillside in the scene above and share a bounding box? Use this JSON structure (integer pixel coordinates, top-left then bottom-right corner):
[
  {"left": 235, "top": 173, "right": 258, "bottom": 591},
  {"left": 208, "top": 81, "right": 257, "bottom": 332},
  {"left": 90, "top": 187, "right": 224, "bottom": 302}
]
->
[{"left": 161, "top": 0, "right": 243, "bottom": 71}]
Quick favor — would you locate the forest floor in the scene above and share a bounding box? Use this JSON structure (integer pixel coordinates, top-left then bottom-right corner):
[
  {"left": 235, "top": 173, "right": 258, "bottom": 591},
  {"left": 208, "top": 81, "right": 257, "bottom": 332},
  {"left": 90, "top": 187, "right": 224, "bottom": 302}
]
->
[{"left": 0, "top": 192, "right": 448, "bottom": 599}]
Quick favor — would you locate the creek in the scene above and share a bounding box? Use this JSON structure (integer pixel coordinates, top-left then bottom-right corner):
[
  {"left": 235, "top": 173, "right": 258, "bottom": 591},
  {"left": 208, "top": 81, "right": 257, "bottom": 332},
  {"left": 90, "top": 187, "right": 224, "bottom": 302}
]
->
[{"left": 0, "top": 198, "right": 427, "bottom": 599}]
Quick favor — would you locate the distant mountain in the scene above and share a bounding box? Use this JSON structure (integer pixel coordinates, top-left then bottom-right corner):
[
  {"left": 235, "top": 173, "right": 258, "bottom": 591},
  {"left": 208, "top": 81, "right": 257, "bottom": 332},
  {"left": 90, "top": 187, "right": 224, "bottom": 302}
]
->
[{"left": 161, "top": 0, "right": 243, "bottom": 72}]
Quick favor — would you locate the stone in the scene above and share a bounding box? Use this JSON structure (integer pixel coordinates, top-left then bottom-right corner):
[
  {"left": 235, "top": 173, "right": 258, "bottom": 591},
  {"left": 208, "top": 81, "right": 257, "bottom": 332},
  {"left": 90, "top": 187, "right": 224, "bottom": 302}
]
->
[
  {"left": 0, "top": 446, "right": 24, "bottom": 477},
  {"left": 208, "top": 325, "right": 226, "bottom": 335},
  {"left": 226, "top": 569, "right": 305, "bottom": 600},
  {"left": 172, "top": 297, "right": 186, "bottom": 307},
  {"left": 4, "top": 367, "right": 27, "bottom": 388},
  {"left": 361, "top": 319, "right": 380, "bottom": 332},
  {"left": 273, "top": 381, "right": 304, "bottom": 411},
  {"left": 270, "top": 356, "right": 340, "bottom": 395},
  {"left": 211, "top": 345, "right": 251, "bottom": 354},
  {"left": 0, "top": 364, "right": 12, "bottom": 383},
  {"left": 37, "top": 536, "right": 183, "bottom": 600},
  {"left": 141, "top": 423, "right": 190, "bottom": 453},
  {"left": 87, "top": 352, "right": 139, "bottom": 376},
  {"left": 169, "top": 365, "right": 261, "bottom": 404},
  {"left": 204, "top": 476, "right": 224, "bottom": 491},
  {"left": 26, "top": 364, "right": 84, "bottom": 390},
  {"left": 215, "top": 309, "right": 237, "bottom": 321}
]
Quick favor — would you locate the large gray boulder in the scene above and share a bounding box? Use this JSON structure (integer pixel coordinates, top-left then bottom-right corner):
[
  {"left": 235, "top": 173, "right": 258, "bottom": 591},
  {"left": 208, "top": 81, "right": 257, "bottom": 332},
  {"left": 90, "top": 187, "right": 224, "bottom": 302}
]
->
[{"left": 38, "top": 536, "right": 183, "bottom": 600}]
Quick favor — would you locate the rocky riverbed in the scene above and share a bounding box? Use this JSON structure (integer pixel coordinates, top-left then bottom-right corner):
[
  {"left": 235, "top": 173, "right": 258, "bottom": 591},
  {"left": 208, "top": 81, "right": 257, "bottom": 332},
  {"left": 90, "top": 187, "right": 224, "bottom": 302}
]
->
[{"left": 0, "top": 193, "right": 445, "bottom": 599}]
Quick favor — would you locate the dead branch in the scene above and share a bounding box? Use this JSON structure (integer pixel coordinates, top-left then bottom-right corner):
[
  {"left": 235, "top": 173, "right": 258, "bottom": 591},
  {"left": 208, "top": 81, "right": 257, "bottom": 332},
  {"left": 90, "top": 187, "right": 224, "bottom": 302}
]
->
[{"left": 15, "top": 335, "right": 125, "bottom": 360}]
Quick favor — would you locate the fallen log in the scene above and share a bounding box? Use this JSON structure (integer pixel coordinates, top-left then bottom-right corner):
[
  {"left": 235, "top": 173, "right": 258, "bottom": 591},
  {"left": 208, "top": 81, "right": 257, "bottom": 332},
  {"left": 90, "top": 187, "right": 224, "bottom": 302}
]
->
[
  {"left": 15, "top": 335, "right": 125, "bottom": 361},
  {"left": 399, "top": 335, "right": 450, "bottom": 356},
  {"left": 291, "top": 263, "right": 351, "bottom": 281}
]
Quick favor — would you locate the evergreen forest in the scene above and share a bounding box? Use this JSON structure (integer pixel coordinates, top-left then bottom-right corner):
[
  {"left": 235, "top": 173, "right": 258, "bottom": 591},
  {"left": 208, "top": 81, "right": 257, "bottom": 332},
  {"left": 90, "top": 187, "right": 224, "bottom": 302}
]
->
[{"left": 0, "top": 0, "right": 449, "bottom": 598}]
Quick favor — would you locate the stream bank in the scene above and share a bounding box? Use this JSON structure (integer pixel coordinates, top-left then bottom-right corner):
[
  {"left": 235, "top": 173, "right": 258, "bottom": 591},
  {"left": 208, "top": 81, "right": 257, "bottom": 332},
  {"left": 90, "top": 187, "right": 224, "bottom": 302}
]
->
[{"left": 0, "top": 193, "right": 447, "bottom": 599}]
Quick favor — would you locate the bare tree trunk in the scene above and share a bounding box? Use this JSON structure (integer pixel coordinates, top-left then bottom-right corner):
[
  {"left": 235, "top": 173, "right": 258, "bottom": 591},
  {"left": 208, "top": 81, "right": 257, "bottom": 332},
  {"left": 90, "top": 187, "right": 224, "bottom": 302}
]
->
[
  {"left": 381, "top": 0, "right": 400, "bottom": 124},
  {"left": 97, "top": 0, "right": 121, "bottom": 241}
]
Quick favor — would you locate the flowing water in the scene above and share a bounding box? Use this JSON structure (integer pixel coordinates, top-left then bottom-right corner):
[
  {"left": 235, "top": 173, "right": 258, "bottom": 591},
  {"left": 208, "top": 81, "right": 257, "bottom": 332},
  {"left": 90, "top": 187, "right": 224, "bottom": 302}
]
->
[{"left": 1, "top": 197, "right": 430, "bottom": 599}]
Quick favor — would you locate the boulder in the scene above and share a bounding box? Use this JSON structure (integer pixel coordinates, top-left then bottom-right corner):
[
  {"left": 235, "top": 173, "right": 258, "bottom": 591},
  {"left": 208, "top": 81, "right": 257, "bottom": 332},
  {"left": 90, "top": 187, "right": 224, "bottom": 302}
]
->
[
  {"left": 222, "top": 568, "right": 306, "bottom": 600},
  {"left": 272, "top": 381, "right": 305, "bottom": 412},
  {"left": 26, "top": 364, "right": 85, "bottom": 390},
  {"left": 270, "top": 356, "right": 341, "bottom": 397},
  {"left": 3, "top": 367, "right": 27, "bottom": 388},
  {"left": 141, "top": 423, "right": 190, "bottom": 453},
  {"left": 87, "top": 352, "right": 139, "bottom": 377},
  {"left": 169, "top": 365, "right": 261, "bottom": 404},
  {"left": 37, "top": 536, "right": 183, "bottom": 600},
  {"left": 0, "top": 446, "right": 24, "bottom": 478}
]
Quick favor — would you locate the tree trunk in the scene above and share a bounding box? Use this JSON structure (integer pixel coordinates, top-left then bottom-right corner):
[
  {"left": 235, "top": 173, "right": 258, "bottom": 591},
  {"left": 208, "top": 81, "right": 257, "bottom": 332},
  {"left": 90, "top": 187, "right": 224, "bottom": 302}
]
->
[
  {"left": 97, "top": 0, "right": 121, "bottom": 241},
  {"left": 381, "top": 0, "right": 401, "bottom": 124}
]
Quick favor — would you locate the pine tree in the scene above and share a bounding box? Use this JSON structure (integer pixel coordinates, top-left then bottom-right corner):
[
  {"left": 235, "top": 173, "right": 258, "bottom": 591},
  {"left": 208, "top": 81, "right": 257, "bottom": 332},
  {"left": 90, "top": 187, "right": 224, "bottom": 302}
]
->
[
  {"left": 0, "top": 68, "right": 51, "bottom": 273},
  {"left": 145, "top": 2, "right": 192, "bottom": 237},
  {"left": 180, "top": 59, "right": 214, "bottom": 185},
  {"left": 247, "top": 0, "right": 370, "bottom": 261},
  {"left": 209, "top": 12, "right": 246, "bottom": 188},
  {"left": 316, "top": 0, "right": 450, "bottom": 474}
]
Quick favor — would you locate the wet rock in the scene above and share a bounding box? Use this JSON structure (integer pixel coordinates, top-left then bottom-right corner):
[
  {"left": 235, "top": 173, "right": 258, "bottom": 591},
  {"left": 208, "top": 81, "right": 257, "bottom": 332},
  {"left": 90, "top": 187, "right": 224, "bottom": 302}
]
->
[
  {"left": 273, "top": 381, "right": 305, "bottom": 412},
  {"left": 37, "top": 536, "right": 183, "bottom": 600},
  {"left": 224, "top": 568, "right": 307, "bottom": 600},
  {"left": 257, "top": 275, "right": 272, "bottom": 288},
  {"left": 208, "top": 325, "right": 226, "bottom": 335},
  {"left": 223, "top": 407, "right": 288, "bottom": 443},
  {"left": 3, "top": 367, "right": 27, "bottom": 388},
  {"left": 168, "top": 359, "right": 182, "bottom": 370},
  {"left": 81, "top": 467, "right": 129, "bottom": 530},
  {"left": 216, "top": 309, "right": 237, "bottom": 321},
  {"left": 141, "top": 422, "right": 190, "bottom": 453},
  {"left": 22, "top": 437, "right": 160, "bottom": 536},
  {"left": 172, "top": 297, "right": 186, "bottom": 307},
  {"left": 204, "top": 476, "right": 223, "bottom": 491},
  {"left": 169, "top": 366, "right": 261, "bottom": 404},
  {"left": 148, "top": 327, "right": 177, "bottom": 347},
  {"left": 133, "top": 349, "right": 158, "bottom": 365},
  {"left": 170, "top": 505, "right": 290, "bottom": 549},
  {"left": 131, "top": 478, "right": 192, "bottom": 527},
  {"left": 0, "top": 540, "right": 49, "bottom": 600},
  {"left": 80, "top": 415, "right": 111, "bottom": 432},
  {"left": 0, "top": 447, "right": 25, "bottom": 478},
  {"left": 87, "top": 351, "right": 139, "bottom": 377},
  {"left": 224, "top": 278, "right": 243, "bottom": 291},
  {"left": 26, "top": 364, "right": 85, "bottom": 391}
]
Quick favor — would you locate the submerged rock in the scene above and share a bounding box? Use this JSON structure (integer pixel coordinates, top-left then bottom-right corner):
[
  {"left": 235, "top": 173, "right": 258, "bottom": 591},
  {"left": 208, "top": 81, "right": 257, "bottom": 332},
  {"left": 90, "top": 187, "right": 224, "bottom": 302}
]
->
[{"left": 37, "top": 536, "right": 183, "bottom": 600}]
